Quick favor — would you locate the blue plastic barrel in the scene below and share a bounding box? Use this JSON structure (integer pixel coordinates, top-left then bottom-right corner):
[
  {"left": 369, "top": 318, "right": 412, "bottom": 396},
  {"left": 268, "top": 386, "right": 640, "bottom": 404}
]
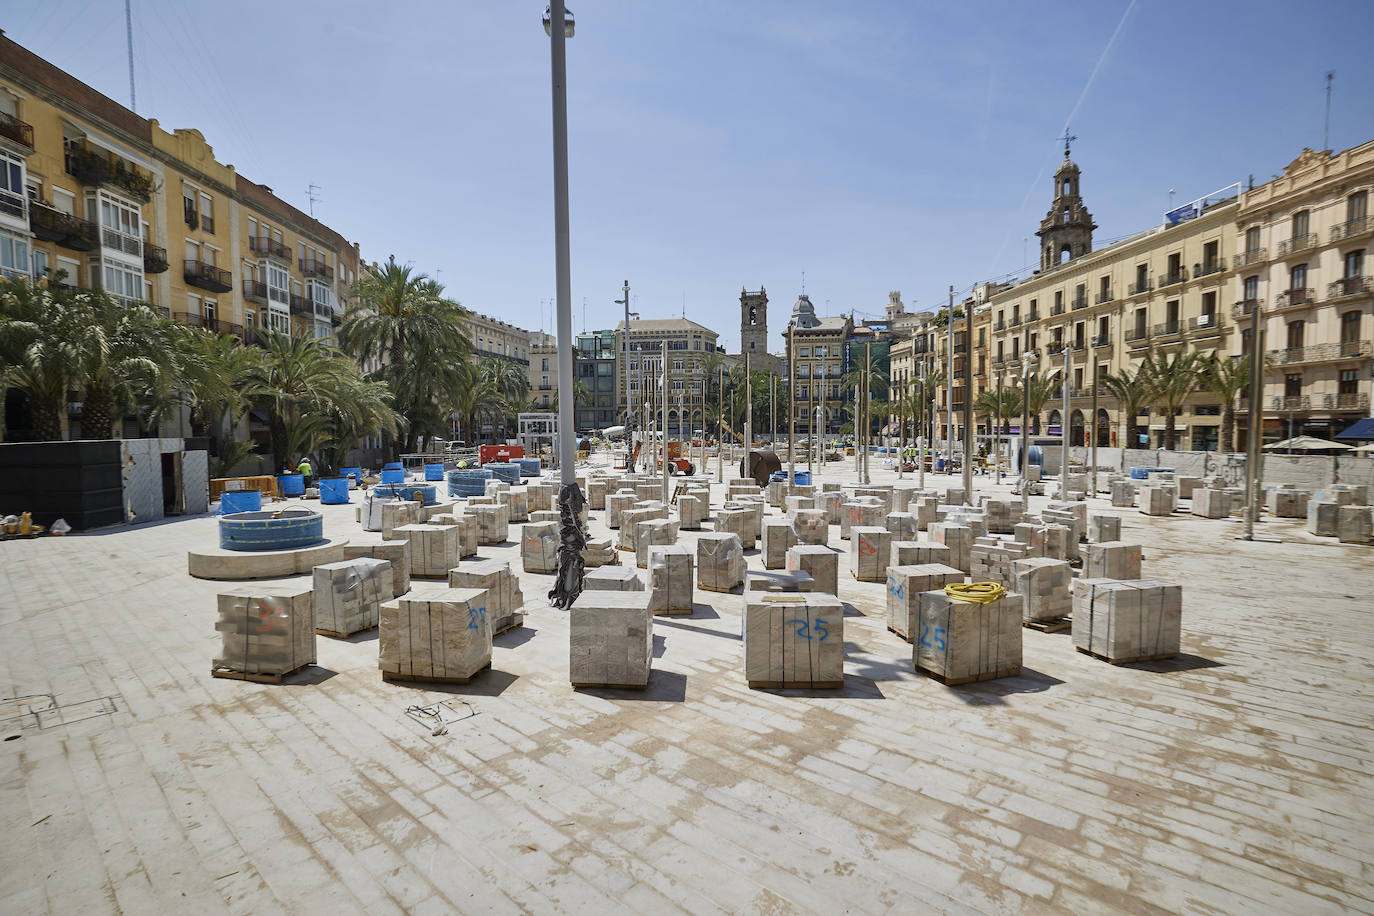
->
[
  {"left": 423, "top": 463, "right": 444, "bottom": 481},
  {"left": 219, "top": 509, "right": 323, "bottom": 551},
  {"left": 373, "top": 483, "right": 437, "bottom": 505},
  {"left": 380, "top": 468, "right": 404, "bottom": 484},
  {"left": 383, "top": 462, "right": 403, "bottom": 471},
  {"left": 277, "top": 473, "right": 305, "bottom": 496},
  {"left": 1129, "top": 467, "right": 1149, "bottom": 479},
  {"left": 515, "top": 457, "right": 541, "bottom": 477},
  {"left": 319, "top": 477, "right": 350, "bottom": 504},
  {"left": 340, "top": 467, "right": 361, "bottom": 486},
  {"left": 1027, "top": 445, "right": 1044, "bottom": 467},
  {"left": 770, "top": 471, "right": 788, "bottom": 483},
  {"left": 219, "top": 489, "right": 262, "bottom": 514},
  {"left": 447, "top": 467, "right": 493, "bottom": 498},
  {"left": 792, "top": 471, "right": 811, "bottom": 486},
  {"left": 486, "top": 462, "right": 521, "bottom": 484},
  {"left": 936, "top": 458, "right": 945, "bottom": 472}
]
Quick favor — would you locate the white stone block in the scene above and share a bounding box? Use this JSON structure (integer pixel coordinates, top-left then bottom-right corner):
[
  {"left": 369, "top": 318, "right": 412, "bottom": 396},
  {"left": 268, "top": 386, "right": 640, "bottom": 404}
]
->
[
  {"left": 913, "top": 590, "right": 1022, "bottom": 683},
  {"left": 569, "top": 591, "right": 653, "bottom": 688},
  {"left": 313, "top": 558, "right": 392, "bottom": 636},
  {"left": 786, "top": 545, "right": 839, "bottom": 596},
  {"left": 886, "top": 564, "right": 964, "bottom": 641},
  {"left": 743, "top": 593, "right": 844, "bottom": 688},
  {"left": 379, "top": 585, "right": 491, "bottom": 682}
]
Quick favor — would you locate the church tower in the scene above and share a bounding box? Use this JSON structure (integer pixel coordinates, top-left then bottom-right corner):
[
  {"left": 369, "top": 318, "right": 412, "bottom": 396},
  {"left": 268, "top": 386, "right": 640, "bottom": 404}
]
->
[
  {"left": 1036, "top": 136, "right": 1097, "bottom": 270},
  {"left": 740, "top": 286, "right": 768, "bottom": 356}
]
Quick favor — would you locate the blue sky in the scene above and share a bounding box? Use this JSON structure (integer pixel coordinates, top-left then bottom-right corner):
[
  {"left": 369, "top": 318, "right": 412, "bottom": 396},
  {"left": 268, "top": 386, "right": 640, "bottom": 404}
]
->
[{"left": 10, "top": 1, "right": 1374, "bottom": 351}]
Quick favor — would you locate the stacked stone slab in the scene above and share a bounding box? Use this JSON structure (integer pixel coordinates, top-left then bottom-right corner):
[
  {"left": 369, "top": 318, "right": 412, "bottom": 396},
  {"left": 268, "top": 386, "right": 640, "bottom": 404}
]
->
[
  {"left": 617, "top": 507, "right": 657, "bottom": 551},
  {"left": 647, "top": 545, "right": 693, "bottom": 615},
  {"left": 606, "top": 491, "right": 637, "bottom": 528},
  {"left": 521, "top": 521, "right": 559, "bottom": 573},
  {"left": 636, "top": 483, "right": 662, "bottom": 502},
  {"left": 849, "top": 526, "right": 892, "bottom": 581},
  {"left": 786, "top": 495, "right": 815, "bottom": 514},
  {"left": 913, "top": 496, "right": 940, "bottom": 531},
  {"left": 449, "top": 560, "right": 524, "bottom": 633},
  {"left": 1010, "top": 557, "right": 1072, "bottom": 623},
  {"left": 581, "top": 537, "right": 617, "bottom": 567},
  {"left": 697, "top": 533, "right": 746, "bottom": 592},
  {"left": 1316, "top": 484, "right": 1366, "bottom": 505},
  {"left": 496, "top": 488, "right": 528, "bottom": 522},
  {"left": 379, "top": 585, "right": 491, "bottom": 683},
  {"left": 635, "top": 519, "right": 679, "bottom": 568},
  {"left": 586, "top": 478, "right": 610, "bottom": 510},
  {"left": 885, "top": 512, "right": 920, "bottom": 541},
  {"left": 382, "top": 501, "right": 422, "bottom": 539},
  {"left": 943, "top": 487, "right": 967, "bottom": 505},
  {"left": 213, "top": 583, "right": 316, "bottom": 678},
  {"left": 484, "top": 479, "right": 510, "bottom": 497},
  {"left": 817, "top": 491, "right": 845, "bottom": 525},
  {"left": 930, "top": 522, "right": 973, "bottom": 573},
  {"left": 944, "top": 509, "right": 987, "bottom": 541},
  {"left": 766, "top": 480, "right": 787, "bottom": 508},
  {"left": 313, "top": 558, "right": 392, "bottom": 636},
  {"left": 584, "top": 566, "right": 644, "bottom": 591},
  {"left": 891, "top": 540, "right": 953, "bottom": 568},
  {"left": 892, "top": 487, "right": 915, "bottom": 513},
  {"left": 743, "top": 592, "right": 844, "bottom": 688},
  {"left": 714, "top": 507, "right": 755, "bottom": 550},
  {"left": 786, "top": 545, "right": 839, "bottom": 595},
  {"left": 1084, "top": 541, "right": 1143, "bottom": 579},
  {"left": 1338, "top": 506, "right": 1374, "bottom": 545},
  {"left": 392, "top": 524, "right": 460, "bottom": 578},
  {"left": 468, "top": 504, "right": 509, "bottom": 545},
  {"left": 790, "top": 509, "right": 829, "bottom": 546},
  {"left": 343, "top": 539, "right": 411, "bottom": 597},
  {"left": 886, "top": 564, "right": 965, "bottom": 641},
  {"left": 913, "top": 589, "right": 1022, "bottom": 684},
  {"left": 1176, "top": 476, "right": 1203, "bottom": 500},
  {"left": 841, "top": 500, "right": 885, "bottom": 540},
  {"left": 569, "top": 591, "right": 654, "bottom": 688},
  {"left": 745, "top": 569, "right": 814, "bottom": 594},
  {"left": 1268, "top": 488, "right": 1310, "bottom": 518},
  {"left": 1111, "top": 479, "right": 1137, "bottom": 507},
  {"left": 1014, "top": 522, "right": 1076, "bottom": 562},
  {"left": 855, "top": 487, "right": 893, "bottom": 511},
  {"left": 1043, "top": 502, "right": 1087, "bottom": 541},
  {"left": 760, "top": 518, "right": 797, "bottom": 569},
  {"left": 678, "top": 494, "right": 708, "bottom": 530},
  {"left": 1306, "top": 499, "right": 1341, "bottom": 536},
  {"left": 982, "top": 499, "right": 1020, "bottom": 534},
  {"left": 732, "top": 499, "right": 765, "bottom": 542},
  {"left": 1072, "top": 578, "right": 1181, "bottom": 662},
  {"left": 970, "top": 538, "right": 1030, "bottom": 589},
  {"left": 1087, "top": 514, "right": 1121, "bottom": 543},
  {"left": 1139, "top": 486, "right": 1177, "bottom": 516},
  {"left": 1191, "top": 488, "right": 1230, "bottom": 519}
]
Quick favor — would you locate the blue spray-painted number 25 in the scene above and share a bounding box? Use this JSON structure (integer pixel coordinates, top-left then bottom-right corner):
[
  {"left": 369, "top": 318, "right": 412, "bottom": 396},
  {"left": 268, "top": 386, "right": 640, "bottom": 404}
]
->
[
  {"left": 788, "top": 618, "right": 830, "bottom": 641},
  {"left": 468, "top": 606, "right": 488, "bottom": 630},
  {"left": 918, "top": 621, "right": 947, "bottom": 651}
]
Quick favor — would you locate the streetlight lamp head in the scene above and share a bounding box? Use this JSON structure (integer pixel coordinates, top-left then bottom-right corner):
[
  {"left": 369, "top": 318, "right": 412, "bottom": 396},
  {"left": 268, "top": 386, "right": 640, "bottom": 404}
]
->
[{"left": 543, "top": 6, "right": 575, "bottom": 37}]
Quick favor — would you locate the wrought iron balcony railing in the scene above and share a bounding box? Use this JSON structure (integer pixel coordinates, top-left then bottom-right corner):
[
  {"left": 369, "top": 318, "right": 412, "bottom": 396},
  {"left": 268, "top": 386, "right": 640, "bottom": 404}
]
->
[
  {"left": 244, "top": 279, "right": 269, "bottom": 303},
  {"left": 1327, "top": 276, "right": 1371, "bottom": 300},
  {"left": 1071, "top": 295, "right": 1088, "bottom": 310},
  {"left": 64, "top": 143, "right": 153, "bottom": 202},
  {"left": 1128, "top": 278, "right": 1152, "bottom": 296},
  {"left": 1277, "top": 233, "right": 1316, "bottom": 257},
  {"left": 1267, "top": 340, "right": 1372, "bottom": 367},
  {"left": 1323, "top": 392, "right": 1369, "bottom": 411},
  {"left": 1330, "top": 217, "right": 1370, "bottom": 243},
  {"left": 1160, "top": 269, "right": 1188, "bottom": 288},
  {"left": 1195, "top": 260, "right": 1226, "bottom": 279},
  {"left": 30, "top": 202, "right": 99, "bottom": 251},
  {"left": 1272, "top": 396, "right": 1309, "bottom": 411},
  {"left": 1124, "top": 327, "right": 1150, "bottom": 344},
  {"left": 184, "top": 260, "right": 233, "bottom": 293},
  {"left": 1272, "top": 288, "right": 1314, "bottom": 311},
  {"left": 142, "top": 244, "right": 168, "bottom": 274},
  {"left": 1095, "top": 290, "right": 1114, "bottom": 304},
  {"left": 299, "top": 259, "right": 334, "bottom": 281},
  {"left": 1189, "top": 314, "right": 1221, "bottom": 334},
  {"left": 1153, "top": 320, "right": 1182, "bottom": 337},
  {"left": 1233, "top": 248, "right": 1267, "bottom": 269},
  {"left": 0, "top": 111, "right": 35, "bottom": 150},
  {"left": 250, "top": 236, "right": 293, "bottom": 261}
]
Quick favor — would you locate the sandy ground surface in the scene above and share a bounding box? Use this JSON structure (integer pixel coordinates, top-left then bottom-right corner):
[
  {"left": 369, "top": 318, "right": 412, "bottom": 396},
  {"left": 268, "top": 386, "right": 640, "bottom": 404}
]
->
[{"left": 2, "top": 459, "right": 1372, "bottom": 914}]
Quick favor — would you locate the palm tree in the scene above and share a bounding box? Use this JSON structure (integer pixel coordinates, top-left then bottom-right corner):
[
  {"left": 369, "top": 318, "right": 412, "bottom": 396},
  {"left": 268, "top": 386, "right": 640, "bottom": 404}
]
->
[
  {"left": 0, "top": 283, "right": 100, "bottom": 440},
  {"left": 551, "top": 377, "right": 591, "bottom": 410},
  {"left": 451, "top": 360, "right": 503, "bottom": 446},
  {"left": 1201, "top": 353, "right": 1251, "bottom": 452},
  {"left": 340, "top": 257, "right": 472, "bottom": 455},
  {"left": 1140, "top": 348, "right": 1205, "bottom": 450},
  {"left": 481, "top": 357, "right": 532, "bottom": 440},
  {"left": 254, "top": 330, "right": 364, "bottom": 466},
  {"left": 79, "top": 293, "right": 178, "bottom": 439},
  {"left": 974, "top": 387, "right": 1022, "bottom": 438},
  {"left": 0, "top": 279, "right": 46, "bottom": 441},
  {"left": 316, "top": 377, "right": 403, "bottom": 476},
  {"left": 1100, "top": 363, "right": 1156, "bottom": 449},
  {"left": 1020, "top": 371, "right": 1061, "bottom": 436}
]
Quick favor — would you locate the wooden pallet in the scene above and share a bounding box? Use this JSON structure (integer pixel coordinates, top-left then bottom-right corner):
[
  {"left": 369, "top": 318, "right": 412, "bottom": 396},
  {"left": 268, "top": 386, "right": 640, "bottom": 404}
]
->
[
  {"left": 916, "top": 665, "right": 1020, "bottom": 687},
  {"left": 1024, "top": 617, "right": 1072, "bottom": 633},
  {"left": 315, "top": 626, "right": 375, "bottom": 639},
  {"left": 1075, "top": 647, "right": 1177, "bottom": 665},
  {"left": 698, "top": 583, "right": 740, "bottom": 594},
  {"left": 571, "top": 680, "right": 648, "bottom": 690},
  {"left": 381, "top": 662, "right": 491, "bottom": 685},
  {"left": 885, "top": 624, "right": 915, "bottom": 643},
  {"left": 211, "top": 662, "right": 312, "bottom": 684},
  {"left": 747, "top": 680, "right": 844, "bottom": 690}
]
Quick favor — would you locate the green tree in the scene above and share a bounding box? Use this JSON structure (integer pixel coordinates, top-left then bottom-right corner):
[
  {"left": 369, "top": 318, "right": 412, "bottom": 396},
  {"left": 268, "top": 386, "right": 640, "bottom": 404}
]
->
[
  {"left": 1201, "top": 353, "right": 1252, "bottom": 452},
  {"left": 255, "top": 330, "right": 366, "bottom": 466},
  {"left": 1140, "top": 348, "right": 1205, "bottom": 450},
  {"left": 0, "top": 283, "right": 101, "bottom": 440},
  {"left": 451, "top": 360, "right": 503, "bottom": 446},
  {"left": 1018, "top": 371, "right": 1061, "bottom": 436},
  {"left": 79, "top": 293, "right": 178, "bottom": 439},
  {"left": 1101, "top": 364, "right": 1156, "bottom": 449}
]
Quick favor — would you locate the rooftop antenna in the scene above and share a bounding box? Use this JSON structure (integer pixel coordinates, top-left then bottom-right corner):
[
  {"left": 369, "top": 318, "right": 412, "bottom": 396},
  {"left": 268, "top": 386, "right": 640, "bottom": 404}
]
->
[
  {"left": 801, "top": 271, "right": 806, "bottom": 295},
  {"left": 1058, "top": 126, "right": 1077, "bottom": 158},
  {"left": 124, "top": 0, "right": 136, "bottom": 111},
  {"left": 306, "top": 184, "right": 322, "bottom": 218},
  {"left": 1324, "top": 70, "right": 1334, "bottom": 149}
]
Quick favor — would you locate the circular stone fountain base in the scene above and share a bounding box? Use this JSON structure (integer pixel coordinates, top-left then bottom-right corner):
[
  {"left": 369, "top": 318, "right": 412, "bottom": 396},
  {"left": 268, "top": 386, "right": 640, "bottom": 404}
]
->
[{"left": 188, "top": 537, "right": 350, "bottom": 580}]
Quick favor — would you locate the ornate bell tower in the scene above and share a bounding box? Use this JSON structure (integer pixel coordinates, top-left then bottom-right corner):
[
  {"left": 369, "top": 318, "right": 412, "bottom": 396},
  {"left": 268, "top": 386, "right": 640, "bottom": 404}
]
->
[
  {"left": 740, "top": 286, "right": 768, "bottom": 355},
  {"left": 1037, "top": 131, "right": 1097, "bottom": 270}
]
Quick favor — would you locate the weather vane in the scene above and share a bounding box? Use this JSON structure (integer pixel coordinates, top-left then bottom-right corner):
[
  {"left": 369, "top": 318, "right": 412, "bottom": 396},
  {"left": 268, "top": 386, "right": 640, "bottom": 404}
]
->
[{"left": 1059, "top": 127, "right": 1078, "bottom": 158}]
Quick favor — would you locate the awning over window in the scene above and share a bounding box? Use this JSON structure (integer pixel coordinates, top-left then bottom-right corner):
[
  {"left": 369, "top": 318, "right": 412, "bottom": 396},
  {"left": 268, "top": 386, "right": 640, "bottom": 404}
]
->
[{"left": 1335, "top": 417, "right": 1374, "bottom": 440}]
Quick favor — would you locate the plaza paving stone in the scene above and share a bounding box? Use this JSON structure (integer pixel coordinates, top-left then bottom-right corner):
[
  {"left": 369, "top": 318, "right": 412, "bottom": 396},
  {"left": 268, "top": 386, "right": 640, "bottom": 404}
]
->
[{"left": 2, "top": 462, "right": 1372, "bottom": 914}]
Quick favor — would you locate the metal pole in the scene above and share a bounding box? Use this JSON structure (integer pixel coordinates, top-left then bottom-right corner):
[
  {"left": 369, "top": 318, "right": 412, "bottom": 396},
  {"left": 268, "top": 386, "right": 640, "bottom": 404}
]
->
[
  {"left": 1244, "top": 310, "right": 1266, "bottom": 538},
  {"left": 661, "top": 340, "right": 670, "bottom": 502},
  {"left": 786, "top": 324, "right": 795, "bottom": 499},
  {"left": 548, "top": 0, "right": 576, "bottom": 491},
  {"left": 962, "top": 308, "right": 973, "bottom": 501},
  {"left": 717, "top": 366, "right": 724, "bottom": 483},
  {"left": 124, "top": 0, "right": 137, "bottom": 111},
  {"left": 863, "top": 341, "right": 873, "bottom": 484},
  {"left": 918, "top": 361, "right": 926, "bottom": 489},
  {"left": 620, "top": 280, "right": 631, "bottom": 467},
  {"left": 1021, "top": 354, "right": 1031, "bottom": 482},
  {"left": 946, "top": 286, "right": 954, "bottom": 466},
  {"left": 1090, "top": 343, "right": 1100, "bottom": 494},
  {"left": 770, "top": 374, "right": 776, "bottom": 450},
  {"left": 1060, "top": 342, "right": 1070, "bottom": 494},
  {"left": 995, "top": 372, "right": 1002, "bottom": 482},
  {"left": 744, "top": 351, "right": 752, "bottom": 465}
]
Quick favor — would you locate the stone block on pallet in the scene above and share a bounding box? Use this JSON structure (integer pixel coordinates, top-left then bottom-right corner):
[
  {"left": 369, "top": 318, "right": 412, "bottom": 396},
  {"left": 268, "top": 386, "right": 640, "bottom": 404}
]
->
[
  {"left": 1045, "top": 501, "right": 1088, "bottom": 541},
  {"left": 848, "top": 526, "right": 892, "bottom": 581},
  {"left": 648, "top": 545, "right": 694, "bottom": 615},
  {"left": 496, "top": 488, "right": 528, "bottom": 522},
  {"left": 392, "top": 524, "right": 460, "bottom": 578},
  {"left": 1268, "top": 488, "right": 1310, "bottom": 518},
  {"left": 885, "top": 512, "right": 920, "bottom": 541},
  {"left": 617, "top": 507, "right": 657, "bottom": 551},
  {"left": 891, "top": 540, "right": 953, "bottom": 568},
  {"left": 521, "top": 521, "right": 559, "bottom": 573},
  {"left": 449, "top": 560, "right": 524, "bottom": 633},
  {"left": 745, "top": 569, "right": 814, "bottom": 594},
  {"left": 982, "top": 499, "right": 1021, "bottom": 534},
  {"left": 582, "top": 537, "right": 617, "bottom": 567},
  {"left": 697, "top": 532, "right": 746, "bottom": 592},
  {"left": 892, "top": 487, "right": 915, "bottom": 514},
  {"left": 1072, "top": 578, "right": 1181, "bottom": 662},
  {"left": 1086, "top": 514, "right": 1119, "bottom": 543},
  {"left": 786, "top": 545, "right": 839, "bottom": 596},
  {"left": 1338, "top": 505, "right": 1374, "bottom": 545},
  {"left": 1009, "top": 557, "right": 1072, "bottom": 623},
  {"left": 913, "top": 496, "right": 940, "bottom": 531},
  {"left": 469, "top": 504, "right": 510, "bottom": 545},
  {"left": 1191, "top": 488, "right": 1230, "bottom": 519},
  {"left": 929, "top": 522, "right": 973, "bottom": 573},
  {"left": 790, "top": 508, "right": 829, "bottom": 546},
  {"left": 678, "top": 493, "right": 708, "bottom": 530},
  {"left": 969, "top": 539, "right": 1030, "bottom": 589},
  {"left": 1176, "top": 476, "right": 1203, "bottom": 500},
  {"left": 913, "top": 590, "right": 1022, "bottom": 684},
  {"left": 1306, "top": 500, "right": 1341, "bottom": 537},
  {"left": 343, "top": 539, "right": 411, "bottom": 597},
  {"left": 817, "top": 491, "right": 845, "bottom": 525},
  {"left": 313, "top": 558, "right": 392, "bottom": 636},
  {"left": 886, "top": 564, "right": 965, "bottom": 641},
  {"left": 586, "top": 478, "right": 610, "bottom": 510},
  {"left": 943, "top": 487, "right": 967, "bottom": 506},
  {"left": 1138, "top": 486, "right": 1177, "bottom": 516},
  {"left": 213, "top": 583, "right": 316, "bottom": 678},
  {"left": 1084, "top": 541, "right": 1142, "bottom": 580},
  {"left": 743, "top": 592, "right": 844, "bottom": 688},
  {"left": 583, "top": 566, "right": 645, "bottom": 591},
  {"left": 635, "top": 519, "right": 680, "bottom": 568},
  {"left": 570, "top": 591, "right": 653, "bottom": 688},
  {"left": 855, "top": 487, "right": 893, "bottom": 511},
  {"left": 786, "top": 495, "right": 816, "bottom": 513},
  {"left": 714, "top": 506, "right": 755, "bottom": 550},
  {"left": 760, "top": 518, "right": 797, "bottom": 569},
  {"left": 840, "top": 500, "right": 886, "bottom": 540},
  {"left": 379, "top": 585, "right": 492, "bottom": 682},
  {"left": 606, "top": 492, "right": 637, "bottom": 528}
]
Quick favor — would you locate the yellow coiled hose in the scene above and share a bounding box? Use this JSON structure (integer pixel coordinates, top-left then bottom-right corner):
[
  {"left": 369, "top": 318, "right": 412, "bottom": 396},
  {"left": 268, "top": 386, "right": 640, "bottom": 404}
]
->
[{"left": 944, "top": 582, "right": 1007, "bottom": 605}]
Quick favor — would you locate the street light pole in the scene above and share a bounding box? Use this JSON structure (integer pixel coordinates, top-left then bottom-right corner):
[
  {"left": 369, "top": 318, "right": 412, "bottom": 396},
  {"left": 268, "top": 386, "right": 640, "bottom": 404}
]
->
[
  {"left": 946, "top": 285, "right": 954, "bottom": 467},
  {"left": 1021, "top": 353, "right": 1032, "bottom": 484},
  {"left": 617, "top": 281, "right": 631, "bottom": 468},
  {"left": 786, "top": 324, "right": 795, "bottom": 499},
  {"left": 716, "top": 366, "right": 724, "bottom": 483},
  {"left": 918, "top": 361, "right": 926, "bottom": 489},
  {"left": 661, "top": 340, "right": 669, "bottom": 502}
]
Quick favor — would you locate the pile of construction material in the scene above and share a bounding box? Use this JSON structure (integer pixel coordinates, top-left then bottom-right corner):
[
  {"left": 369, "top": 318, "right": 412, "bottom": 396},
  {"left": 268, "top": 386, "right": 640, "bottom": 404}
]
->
[
  {"left": 313, "top": 557, "right": 393, "bottom": 637},
  {"left": 521, "top": 521, "right": 559, "bottom": 573},
  {"left": 393, "top": 523, "right": 461, "bottom": 578},
  {"left": 584, "top": 567, "right": 644, "bottom": 591},
  {"left": 647, "top": 544, "right": 694, "bottom": 615},
  {"left": 379, "top": 584, "right": 492, "bottom": 683},
  {"left": 743, "top": 592, "right": 844, "bottom": 688},
  {"left": 569, "top": 592, "right": 653, "bottom": 688},
  {"left": 449, "top": 560, "right": 524, "bottom": 634},
  {"left": 581, "top": 537, "right": 618, "bottom": 567},
  {"left": 969, "top": 537, "right": 1030, "bottom": 588},
  {"left": 786, "top": 544, "right": 838, "bottom": 595},
  {"left": 849, "top": 526, "right": 892, "bottom": 581},
  {"left": 344, "top": 540, "right": 411, "bottom": 597},
  {"left": 1010, "top": 557, "right": 1073, "bottom": 629},
  {"left": 697, "top": 532, "right": 746, "bottom": 593},
  {"left": 912, "top": 588, "right": 1022, "bottom": 685},
  {"left": 885, "top": 564, "right": 965, "bottom": 641},
  {"left": 1072, "top": 579, "right": 1181, "bottom": 663},
  {"left": 213, "top": 583, "right": 317, "bottom": 681}
]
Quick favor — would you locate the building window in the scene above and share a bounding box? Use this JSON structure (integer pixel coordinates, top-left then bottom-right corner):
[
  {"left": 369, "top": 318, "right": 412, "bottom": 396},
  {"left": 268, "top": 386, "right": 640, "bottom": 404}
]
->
[
  {"left": 1284, "top": 374, "right": 1302, "bottom": 398},
  {"left": 1245, "top": 226, "right": 1261, "bottom": 253},
  {"left": 1290, "top": 263, "right": 1307, "bottom": 292},
  {"left": 541, "top": 357, "right": 549, "bottom": 371},
  {"left": 673, "top": 359, "right": 683, "bottom": 371},
  {"left": 1346, "top": 249, "right": 1365, "bottom": 279},
  {"left": 1341, "top": 311, "right": 1361, "bottom": 344},
  {"left": 0, "top": 150, "right": 24, "bottom": 218},
  {"left": 0, "top": 229, "right": 29, "bottom": 280},
  {"left": 1286, "top": 320, "right": 1305, "bottom": 350},
  {"left": 1292, "top": 210, "right": 1310, "bottom": 241},
  {"left": 102, "top": 262, "right": 142, "bottom": 304},
  {"left": 183, "top": 191, "right": 196, "bottom": 228},
  {"left": 1244, "top": 275, "right": 1259, "bottom": 301},
  {"left": 1339, "top": 369, "right": 1358, "bottom": 395}
]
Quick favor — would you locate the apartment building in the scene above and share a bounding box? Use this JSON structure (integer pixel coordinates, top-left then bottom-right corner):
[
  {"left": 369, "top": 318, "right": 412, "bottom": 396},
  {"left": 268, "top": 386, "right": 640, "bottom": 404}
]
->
[
  {"left": 0, "top": 32, "right": 360, "bottom": 352},
  {"left": 527, "top": 331, "right": 557, "bottom": 411},
  {"left": 1233, "top": 142, "right": 1373, "bottom": 443},
  {"left": 617, "top": 317, "right": 719, "bottom": 438},
  {"left": 463, "top": 311, "right": 533, "bottom": 366},
  {"left": 784, "top": 294, "right": 852, "bottom": 435}
]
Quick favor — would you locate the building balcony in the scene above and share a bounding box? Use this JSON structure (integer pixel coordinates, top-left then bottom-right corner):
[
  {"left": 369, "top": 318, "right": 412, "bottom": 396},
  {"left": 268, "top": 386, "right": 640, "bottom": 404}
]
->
[
  {"left": 1231, "top": 299, "right": 1260, "bottom": 319},
  {"left": 1194, "top": 260, "right": 1226, "bottom": 279},
  {"left": 1070, "top": 387, "right": 1094, "bottom": 400},
  {"left": 1128, "top": 279, "right": 1153, "bottom": 296},
  {"left": 1323, "top": 392, "right": 1369, "bottom": 411},
  {"left": 0, "top": 111, "right": 35, "bottom": 151},
  {"left": 1272, "top": 288, "right": 1314, "bottom": 312},
  {"left": 1051, "top": 303, "right": 1065, "bottom": 316},
  {"left": 1009, "top": 316, "right": 1022, "bottom": 328},
  {"left": 249, "top": 236, "right": 292, "bottom": 262},
  {"left": 1233, "top": 248, "right": 1267, "bottom": 269},
  {"left": 330, "top": 312, "right": 341, "bottom": 328},
  {"left": 1277, "top": 233, "right": 1316, "bottom": 257},
  {"left": 1095, "top": 290, "right": 1114, "bottom": 305},
  {"left": 184, "top": 260, "right": 233, "bottom": 293},
  {"left": 142, "top": 244, "right": 168, "bottom": 274},
  {"left": 1330, "top": 217, "right": 1371, "bottom": 244},
  {"left": 1160, "top": 269, "right": 1188, "bottom": 288},
  {"left": 1027, "top": 309, "right": 1039, "bottom": 321},
  {"left": 64, "top": 144, "right": 153, "bottom": 202},
  {"left": 1091, "top": 333, "right": 1112, "bottom": 349},
  {"left": 1328, "top": 276, "right": 1371, "bottom": 300},
  {"left": 1267, "top": 340, "right": 1372, "bottom": 367},
  {"left": 1272, "top": 396, "right": 1310, "bottom": 412},
  {"left": 1153, "top": 320, "right": 1183, "bottom": 337},
  {"left": 993, "top": 320, "right": 1005, "bottom": 331},
  {"left": 1071, "top": 295, "right": 1088, "bottom": 310},
  {"left": 171, "top": 312, "right": 242, "bottom": 339},
  {"left": 29, "top": 203, "right": 99, "bottom": 251},
  {"left": 1071, "top": 339, "right": 1087, "bottom": 352},
  {"left": 289, "top": 293, "right": 313, "bottom": 317},
  {"left": 1124, "top": 327, "right": 1151, "bottom": 346},
  {"left": 244, "top": 279, "right": 269, "bottom": 304},
  {"left": 101, "top": 227, "right": 142, "bottom": 257},
  {"left": 1189, "top": 313, "right": 1222, "bottom": 336},
  {"left": 299, "top": 259, "right": 334, "bottom": 281}
]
